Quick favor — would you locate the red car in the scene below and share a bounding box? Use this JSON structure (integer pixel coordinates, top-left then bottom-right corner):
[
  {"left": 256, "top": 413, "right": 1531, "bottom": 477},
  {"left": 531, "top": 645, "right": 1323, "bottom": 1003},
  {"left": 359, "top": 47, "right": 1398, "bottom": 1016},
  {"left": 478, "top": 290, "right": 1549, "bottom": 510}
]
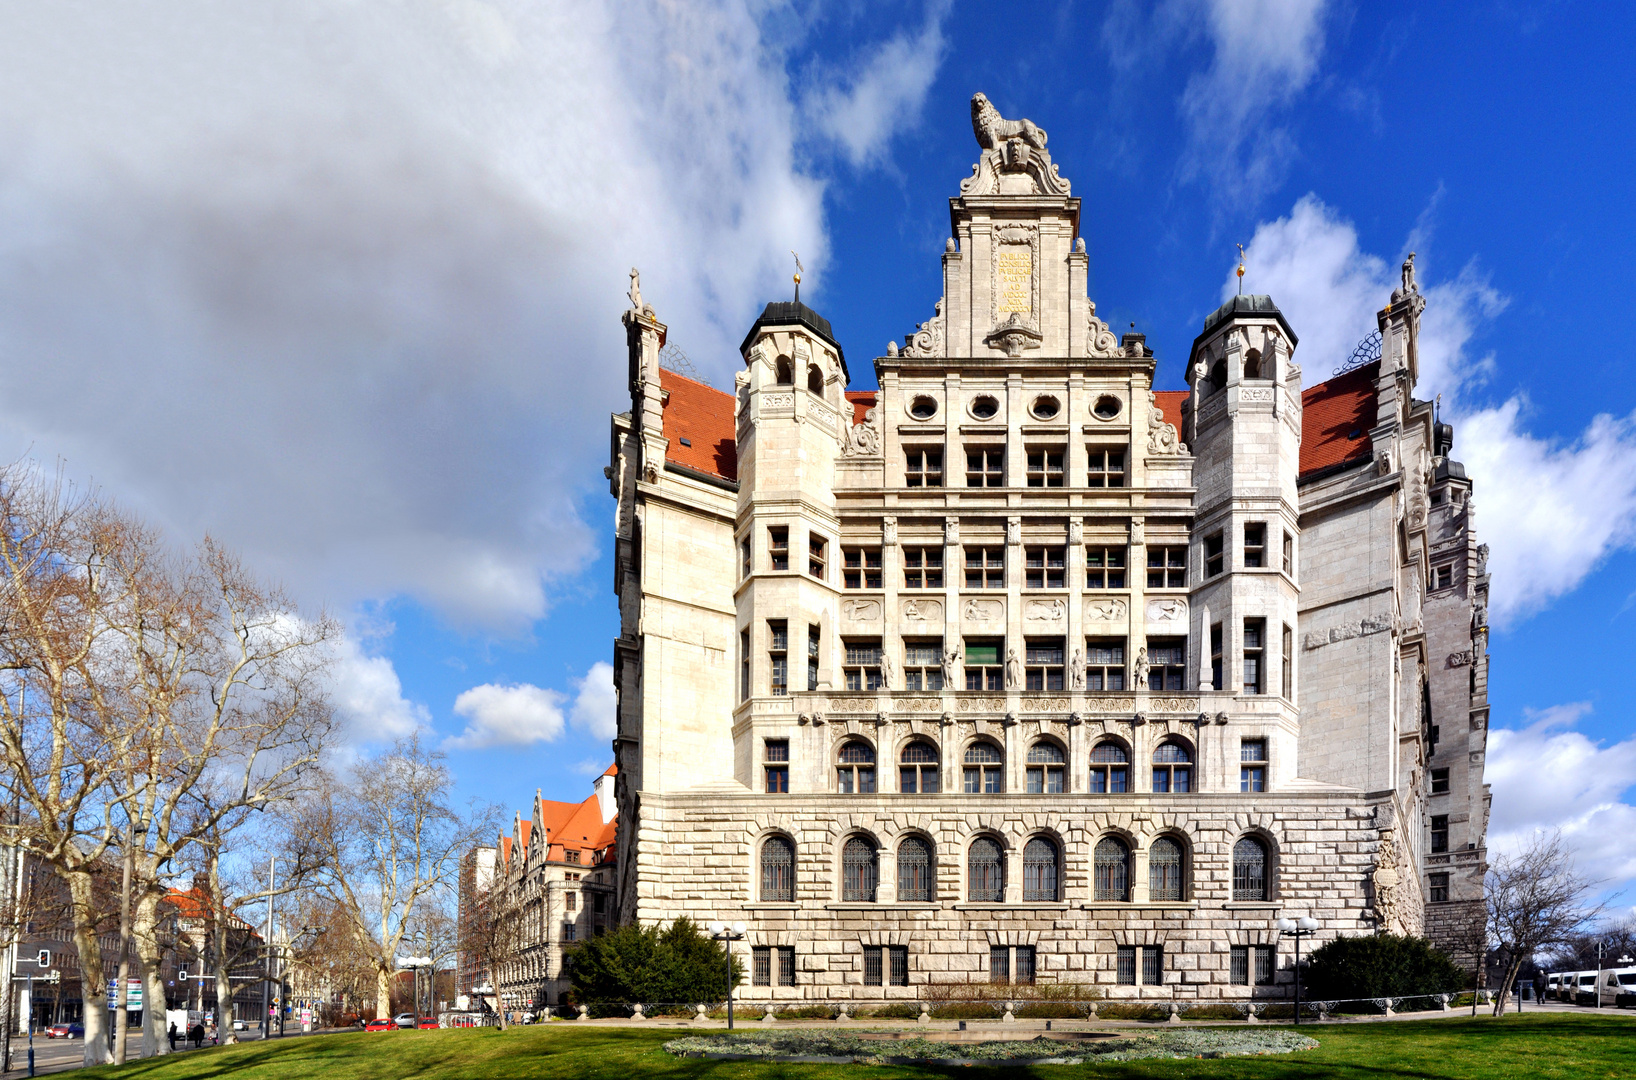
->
[
  {"left": 364, "top": 1017, "right": 396, "bottom": 1032},
  {"left": 46, "top": 1023, "right": 83, "bottom": 1039},
  {"left": 416, "top": 1018, "right": 438, "bottom": 1030}
]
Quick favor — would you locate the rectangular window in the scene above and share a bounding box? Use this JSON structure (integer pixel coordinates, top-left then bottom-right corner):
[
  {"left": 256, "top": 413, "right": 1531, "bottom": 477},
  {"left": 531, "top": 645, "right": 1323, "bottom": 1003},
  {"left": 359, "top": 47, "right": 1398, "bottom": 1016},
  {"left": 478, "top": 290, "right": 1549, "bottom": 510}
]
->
[
  {"left": 1240, "top": 739, "right": 1267, "bottom": 793},
  {"left": 1435, "top": 564, "right": 1453, "bottom": 590},
  {"left": 566, "top": 892, "right": 576, "bottom": 911},
  {"left": 1210, "top": 623, "right": 1223, "bottom": 690},
  {"left": 566, "top": 850, "right": 581, "bottom": 865},
  {"left": 1025, "top": 546, "right": 1066, "bottom": 589},
  {"left": 1148, "top": 637, "right": 1186, "bottom": 692},
  {"left": 864, "top": 946, "right": 883, "bottom": 987},
  {"left": 740, "top": 630, "right": 750, "bottom": 701},
  {"left": 1086, "top": 546, "right": 1127, "bottom": 589},
  {"left": 904, "top": 640, "right": 944, "bottom": 691},
  {"left": 1142, "top": 945, "right": 1164, "bottom": 987},
  {"left": 562, "top": 923, "right": 575, "bottom": 942},
  {"left": 1243, "top": 618, "right": 1265, "bottom": 695},
  {"left": 1205, "top": 532, "right": 1224, "bottom": 577},
  {"left": 990, "top": 945, "right": 1010, "bottom": 984},
  {"left": 965, "top": 640, "right": 1004, "bottom": 691},
  {"left": 888, "top": 946, "right": 908, "bottom": 987},
  {"left": 753, "top": 946, "right": 772, "bottom": 987},
  {"left": 808, "top": 534, "right": 827, "bottom": 579},
  {"left": 966, "top": 447, "right": 1004, "bottom": 487},
  {"left": 1230, "top": 945, "right": 1248, "bottom": 985},
  {"left": 1014, "top": 946, "right": 1036, "bottom": 985},
  {"left": 843, "top": 640, "right": 883, "bottom": 692},
  {"left": 1026, "top": 448, "right": 1065, "bottom": 487},
  {"left": 1282, "top": 532, "right": 1294, "bottom": 576},
  {"left": 1086, "top": 637, "right": 1126, "bottom": 692},
  {"left": 1429, "top": 872, "right": 1450, "bottom": 903},
  {"left": 1431, "top": 815, "right": 1449, "bottom": 853},
  {"left": 1254, "top": 946, "right": 1275, "bottom": 986},
  {"left": 1116, "top": 945, "right": 1136, "bottom": 985},
  {"left": 1244, "top": 523, "right": 1266, "bottom": 568},
  {"left": 1146, "top": 546, "right": 1186, "bottom": 588},
  {"left": 1087, "top": 447, "right": 1126, "bottom": 487},
  {"left": 741, "top": 539, "right": 751, "bottom": 579},
  {"left": 844, "top": 548, "right": 883, "bottom": 589},
  {"left": 779, "top": 946, "right": 796, "bottom": 986},
  {"left": 1025, "top": 639, "right": 1065, "bottom": 691},
  {"left": 903, "top": 547, "right": 944, "bottom": 589},
  {"left": 808, "top": 625, "right": 820, "bottom": 692},
  {"left": 769, "top": 620, "right": 788, "bottom": 696},
  {"left": 1281, "top": 624, "right": 1293, "bottom": 699},
  {"left": 769, "top": 526, "right": 789, "bottom": 571},
  {"left": 765, "top": 739, "right": 790, "bottom": 794},
  {"left": 906, "top": 448, "right": 943, "bottom": 487},
  {"left": 1431, "top": 767, "right": 1450, "bottom": 794},
  {"left": 965, "top": 546, "right": 1005, "bottom": 589}
]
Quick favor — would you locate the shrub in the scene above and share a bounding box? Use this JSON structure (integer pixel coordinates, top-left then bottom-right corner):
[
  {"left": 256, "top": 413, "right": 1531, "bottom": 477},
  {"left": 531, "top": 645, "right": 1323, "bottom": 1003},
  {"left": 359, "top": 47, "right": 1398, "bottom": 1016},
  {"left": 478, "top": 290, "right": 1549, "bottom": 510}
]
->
[
  {"left": 567, "top": 917, "right": 743, "bottom": 1004},
  {"left": 1178, "top": 1004, "right": 1243, "bottom": 1021},
  {"left": 857, "top": 1004, "right": 921, "bottom": 1019},
  {"left": 1302, "top": 933, "right": 1465, "bottom": 1001},
  {"left": 1093, "top": 1003, "right": 1168, "bottom": 1021},
  {"left": 1014, "top": 1003, "right": 1081, "bottom": 1019},
  {"left": 928, "top": 1002, "right": 1003, "bottom": 1020},
  {"left": 775, "top": 1005, "right": 837, "bottom": 1020}
]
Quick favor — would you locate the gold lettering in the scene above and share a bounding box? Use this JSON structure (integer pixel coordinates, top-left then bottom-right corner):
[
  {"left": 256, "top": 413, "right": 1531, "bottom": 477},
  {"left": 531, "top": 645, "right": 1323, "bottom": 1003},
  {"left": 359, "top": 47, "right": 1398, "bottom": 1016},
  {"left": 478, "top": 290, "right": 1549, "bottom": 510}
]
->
[{"left": 997, "top": 248, "right": 1031, "bottom": 315}]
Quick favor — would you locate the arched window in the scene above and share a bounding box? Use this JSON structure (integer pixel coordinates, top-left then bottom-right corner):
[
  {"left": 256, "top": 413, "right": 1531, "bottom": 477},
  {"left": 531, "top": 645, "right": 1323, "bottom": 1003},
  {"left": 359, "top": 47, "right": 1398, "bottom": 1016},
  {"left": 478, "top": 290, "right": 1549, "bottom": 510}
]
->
[
  {"left": 775, "top": 357, "right": 793, "bottom": 385},
  {"left": 1233, "top": 836, "right": 1269, "bottom": 901},
  {"left": 837, "top": 740, "right": 876, "bottom": 794},
  {"left": 899, "top": 740, "right": 940, "bottom": 794},
  {"left": 1149, "top": 836, "right": 1185, "bottom": 902},
  {"left": 1022, "top": 837, "right": 1060, "bottom": 901},
  {"left": 897, "top": 836, "right": 934, "bottom": 903},
  {"left": 1090, "top": 740, "right": 1129, "bottom": 794},
  {"left": 760, "top": 835, "right": 794, "bottom": 902},
  {"left": 1093, "top": 836, "right": 1130, "bottom": 901},
  {"left": 842, "top": 836, "right": 878, "bottom": 902},
  {"left": 963, "top": 742, "right": 1004, "bottom": 794},
  {"left": 807, "top": 364, "right": 824, "bottom": 395},
  {"left": 968, "top": 836, "right": 1004, "bottom": 902},
  {"left": 1152, "top": 740, "right": 1193, "bottom": 793},
  {"left": 1243, "top": 347, "right": 1263, "bottom": 379},
  {"left": 1208, "top": 359, "right": 1227, "bottom": 395},
  {"left": 1026, "top": 742, "right": 1065, "bottom": 794}
]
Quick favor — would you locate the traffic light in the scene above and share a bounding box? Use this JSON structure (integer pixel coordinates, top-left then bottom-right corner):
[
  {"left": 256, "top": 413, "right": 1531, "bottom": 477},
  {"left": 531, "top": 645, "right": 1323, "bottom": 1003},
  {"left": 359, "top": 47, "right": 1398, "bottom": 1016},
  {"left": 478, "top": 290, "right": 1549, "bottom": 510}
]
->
[
  {"left": 36, "top": 950, "right": 50, "bottom": 968},
  {"left": 178, "top": 967, "right": 189, "bottom": 981}
]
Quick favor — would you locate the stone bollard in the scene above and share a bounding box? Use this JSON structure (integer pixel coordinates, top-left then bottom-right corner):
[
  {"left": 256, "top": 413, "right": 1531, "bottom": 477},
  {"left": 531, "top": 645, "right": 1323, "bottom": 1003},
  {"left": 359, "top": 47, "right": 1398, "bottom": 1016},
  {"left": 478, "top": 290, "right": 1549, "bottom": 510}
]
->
[
  {"left": 761, "top": 1004, "right": 777, "bottom": 1024},
  {"left": 835, "top": 1003, "right": 850, "bottom": 1022},
  {"left": 693, "top": 1003, "right": 709, "bottom": 1024},
  {"left": 1084, "top": 1002, "right": 1097, "bottom": 1020},
  {"left": 630, "top": 1003, "right": 645, "bottom": 1022},
  {"left": 578, "top": 1004, "right": 592, "bottom": 1021},
  {"left": 1002, "top": 1001, "right": 1016, "bottom": 1023},
  {"left": 1317, "top": 1002, "right": 1332, "bottom": 1022},
  {"left": 917, "top": 1004, "right": 931, "bottom": 1025},
  {"left": 1438, "top": 994, "right": 1450, "bottom": 1013},
  {"left": 1380, "top": 998, "right": 1395, "bottom": 1018},
  {"left": 538, "top": 1006, "right": 552, "bottom": 1022},
  {"left": 1166, "top": 1003, "right": 1182, "bottom": 1024},
  {"left": 1244, "top": 1003, "right": 1259, "bottom": 1024}
]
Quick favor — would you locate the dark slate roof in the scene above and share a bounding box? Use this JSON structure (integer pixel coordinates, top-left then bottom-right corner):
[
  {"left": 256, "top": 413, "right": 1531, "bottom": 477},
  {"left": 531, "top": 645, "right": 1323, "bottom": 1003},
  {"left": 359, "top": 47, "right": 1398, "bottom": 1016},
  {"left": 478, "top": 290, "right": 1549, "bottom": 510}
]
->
[
  {"left": 1192, "top": 294, "right": 1299, "bottom": 355},
  {"left": 739, "top": 301, "right": 848, "bottom": 380}
]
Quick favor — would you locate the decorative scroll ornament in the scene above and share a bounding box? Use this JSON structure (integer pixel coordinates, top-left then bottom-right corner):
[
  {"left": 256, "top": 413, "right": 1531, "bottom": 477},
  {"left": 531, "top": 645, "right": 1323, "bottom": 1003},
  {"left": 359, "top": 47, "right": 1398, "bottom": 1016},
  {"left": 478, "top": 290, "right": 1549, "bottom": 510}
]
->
[
  {"left": 902, "top": 299, "right": 947, "bottom": 358},
  {"left": 1147, "top": 392, "right": 1182, "bottom": 455},
  {"left": 1085, "top": 303, "right": 1120, "bottom": 357},
  {"left": 840, "top": 405, "right": 881, "bottom": 457}
]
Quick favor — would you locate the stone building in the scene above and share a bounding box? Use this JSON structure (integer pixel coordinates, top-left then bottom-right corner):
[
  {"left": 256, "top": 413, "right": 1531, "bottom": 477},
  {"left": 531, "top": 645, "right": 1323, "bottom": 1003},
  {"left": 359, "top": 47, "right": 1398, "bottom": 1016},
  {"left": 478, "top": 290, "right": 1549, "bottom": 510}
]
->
[{"left": 606, "top": 94, "right": 1490, "bottom": 1002}]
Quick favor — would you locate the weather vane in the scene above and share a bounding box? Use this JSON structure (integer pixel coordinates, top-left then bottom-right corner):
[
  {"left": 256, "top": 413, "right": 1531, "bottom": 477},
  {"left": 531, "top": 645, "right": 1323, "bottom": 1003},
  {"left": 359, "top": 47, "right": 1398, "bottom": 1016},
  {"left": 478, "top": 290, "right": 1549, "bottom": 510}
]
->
[
  {"left": 791, "top": 251, "right": 803, "bottom": 303},
  {"left": 1236, "top": 244, "right": 1246, "bottom": 295}
]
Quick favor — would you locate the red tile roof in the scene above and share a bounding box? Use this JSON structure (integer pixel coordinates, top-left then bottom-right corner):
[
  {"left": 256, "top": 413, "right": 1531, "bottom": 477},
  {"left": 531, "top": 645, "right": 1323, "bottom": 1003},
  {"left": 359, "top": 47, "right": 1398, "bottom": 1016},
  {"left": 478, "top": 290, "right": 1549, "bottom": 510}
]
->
[
  {"left": 845, "top": 391, "right": 877, "bottom": 426},
  {"left": 1152, "top": 391, "right": 1186, "bottom": 435},
  {"left": 1300, "top": 362, "right": 1380, "bottom": 477},
  {"left": 660, "top": 370, "right": 737, "bottom": 482}
]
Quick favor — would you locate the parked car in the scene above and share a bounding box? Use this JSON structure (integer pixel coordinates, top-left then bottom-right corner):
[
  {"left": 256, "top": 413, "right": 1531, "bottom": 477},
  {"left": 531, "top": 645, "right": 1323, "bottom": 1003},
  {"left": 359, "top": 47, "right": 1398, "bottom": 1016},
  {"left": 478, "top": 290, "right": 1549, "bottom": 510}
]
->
[
  {"left": 364, "top": 1017, "right": 396, "bottom": 1032},
  {"left": 417, "top": 1017, "right": 438, "bottom": 1029},
  {"left": 45, "top": 1023, "right": 83, "bottom": 1039},
  {"left": 393, "top": 1012, "right": 417, "bottom": 1029}
]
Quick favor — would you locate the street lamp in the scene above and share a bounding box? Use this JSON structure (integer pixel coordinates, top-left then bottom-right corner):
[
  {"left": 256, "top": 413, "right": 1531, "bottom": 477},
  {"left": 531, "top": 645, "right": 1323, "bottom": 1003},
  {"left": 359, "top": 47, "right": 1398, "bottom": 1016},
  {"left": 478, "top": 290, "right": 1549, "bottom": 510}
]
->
[
  {"left": 1275, "top": 916, "right": 1319, "bottom": 1025},
  {"left": 396, "top": 957, "right": 434, "bottom": 1024},
  {"left": 704, "top": 922, "right": 746, "bottom": 1029}
]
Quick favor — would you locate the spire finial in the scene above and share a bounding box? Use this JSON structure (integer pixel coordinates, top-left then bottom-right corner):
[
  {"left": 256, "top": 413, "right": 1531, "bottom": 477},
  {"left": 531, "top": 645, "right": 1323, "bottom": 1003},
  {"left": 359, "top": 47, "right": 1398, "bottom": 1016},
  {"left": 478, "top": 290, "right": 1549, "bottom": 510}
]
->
[
  {"left": 1236, "top": 243, "right": 1246, "bottom": 295},
  {"left": 791, "top": 251, "right": 804, "bottom": 303}
]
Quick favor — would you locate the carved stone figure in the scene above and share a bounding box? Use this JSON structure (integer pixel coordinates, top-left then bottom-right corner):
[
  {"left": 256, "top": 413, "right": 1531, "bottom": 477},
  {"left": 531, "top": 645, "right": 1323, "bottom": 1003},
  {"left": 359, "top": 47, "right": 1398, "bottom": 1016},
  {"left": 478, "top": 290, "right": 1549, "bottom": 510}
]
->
[
  {"left": 879, "top": 649, "right": 894, "bottom": 691},
  {"left": 628, "top": 267, "right": 643, "bottom": 312},
  {"left": 1005, "top": 648, "right": 1022, "bottom": 690},
  {"left": 1070, "top": 649, "right": 1085, "bottom": 691},
  {"left": 943, "top": 648, "right": 961, "bottom": 688},
  {"left": 1372, "top": 830, "right": 1404, "bottom": 933},
  {"left": 1133, "top": 647, "right": 1151, "bottom": 692},
  {"left": 944, "top": 516, "right": 960, "bottom": 544},
  {"left": 1025, "top": 598, "right": 1065, "bottom": 621},
  {"left": 970, "top": 92, "right": 1047, "bottom": 150},
  {"left": 1147, "top": 392, "right": 1181, "bottom": 455},
  {"left": 1006, "top": 517, "right": 1022, "bottom": 545},
  {"left": 1476, "top": 543, "right": 1490, "bottom": 575},
  {"left": 882, "top": 516, "right": 898, "bottom": 544}
]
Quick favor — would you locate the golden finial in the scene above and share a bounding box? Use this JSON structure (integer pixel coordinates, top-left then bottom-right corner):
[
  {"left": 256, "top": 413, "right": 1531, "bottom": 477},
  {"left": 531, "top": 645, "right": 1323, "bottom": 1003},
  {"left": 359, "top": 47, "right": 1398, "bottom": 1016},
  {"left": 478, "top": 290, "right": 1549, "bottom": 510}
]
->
[
  {"left": 791, "top": 251, "right": 804, "bottom": 303},
  {"left": 1236, "top": 243, "right": 1246, "bottom": 295}
]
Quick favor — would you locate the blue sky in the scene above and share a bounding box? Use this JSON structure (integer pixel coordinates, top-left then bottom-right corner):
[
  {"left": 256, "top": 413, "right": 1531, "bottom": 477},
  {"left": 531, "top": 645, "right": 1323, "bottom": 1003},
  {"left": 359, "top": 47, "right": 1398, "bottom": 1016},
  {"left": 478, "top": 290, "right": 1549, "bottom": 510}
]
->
[{"left": 1, "top": 2, "right": 1633, "bottom": 912}]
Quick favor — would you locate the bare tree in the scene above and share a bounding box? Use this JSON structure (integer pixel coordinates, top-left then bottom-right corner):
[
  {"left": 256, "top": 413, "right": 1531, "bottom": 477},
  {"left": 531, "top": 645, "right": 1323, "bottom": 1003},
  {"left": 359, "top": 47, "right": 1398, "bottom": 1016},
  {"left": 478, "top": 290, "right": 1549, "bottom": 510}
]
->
[
  {"left": 308, "top": 737, "right": 493, "bottom": 1019},
  {"left": 1486, "top": 830, "right": 1600, "bottom": 1014},
  {"left": 457, "top": 863, "right": 526, "bottom": 1031}
]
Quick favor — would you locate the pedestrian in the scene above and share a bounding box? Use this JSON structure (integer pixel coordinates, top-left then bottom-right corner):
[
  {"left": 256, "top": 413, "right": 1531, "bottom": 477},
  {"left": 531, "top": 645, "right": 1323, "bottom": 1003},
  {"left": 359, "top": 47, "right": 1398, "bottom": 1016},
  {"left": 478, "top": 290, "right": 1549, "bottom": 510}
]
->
[
  {"left": 189, "top": 1022, "right": 205, "bottom": 1048},
  {"left": 168, "top": 1022, "right": 179, "bottom": 1051}
]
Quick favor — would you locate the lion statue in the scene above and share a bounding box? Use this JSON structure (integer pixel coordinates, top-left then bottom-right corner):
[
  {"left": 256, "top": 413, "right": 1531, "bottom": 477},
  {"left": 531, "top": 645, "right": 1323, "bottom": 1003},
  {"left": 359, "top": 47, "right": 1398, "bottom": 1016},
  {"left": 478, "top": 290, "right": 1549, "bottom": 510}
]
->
[{"left": 970, "top": 92, "right": 1047, "bottom": 151}]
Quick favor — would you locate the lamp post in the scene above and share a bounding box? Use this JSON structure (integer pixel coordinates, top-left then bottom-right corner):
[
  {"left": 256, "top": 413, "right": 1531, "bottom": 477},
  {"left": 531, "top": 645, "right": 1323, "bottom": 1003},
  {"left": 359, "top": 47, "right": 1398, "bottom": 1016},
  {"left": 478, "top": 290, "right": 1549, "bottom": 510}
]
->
[
  {"left": 705, "top": 922, "right": 745, "bottom": 1029},
  {"left": 1275, "top": 916, "right": 1319, "bottom": 1025},
  {"left": 396, "top": 957, "right": 433, "bottom": 1023}
]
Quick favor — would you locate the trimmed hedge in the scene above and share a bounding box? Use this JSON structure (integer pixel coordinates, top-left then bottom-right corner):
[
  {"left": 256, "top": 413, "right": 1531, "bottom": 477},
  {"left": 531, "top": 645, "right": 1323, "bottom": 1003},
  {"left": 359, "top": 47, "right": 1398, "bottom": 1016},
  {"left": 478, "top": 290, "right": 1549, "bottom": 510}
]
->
[
  {"left": 1093, "top": 1003, "right": 1169, "bottom": 1022},
  {"left": 1302, "top": 933, "right": 1465, "bottom": 1001}
]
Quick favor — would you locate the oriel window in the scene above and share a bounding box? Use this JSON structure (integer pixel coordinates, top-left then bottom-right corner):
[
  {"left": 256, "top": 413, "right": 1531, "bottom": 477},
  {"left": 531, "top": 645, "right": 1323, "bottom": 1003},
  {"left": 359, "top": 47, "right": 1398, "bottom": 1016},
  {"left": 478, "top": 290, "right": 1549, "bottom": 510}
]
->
[
  {"left": 1243, "top": 618, "right": 1265, "bottom": 695},
  {"left": 1281, "top": 624, "right": 1293, "bottom": 699},
  {"left": 1210, "top": 623, "right": 1223, "bottom": 690},
  {"left": 807, "top": 624, "right": 820, "bottom": 692},
  {"left": 1243, "top": 523, "right": 1266, "bottom": 568},
  {"left": 1205, "top": 532, "right": 1224, "bottom": 577},
  {"left": 768, "top": 620, "right": 788, "bottom": 696},
  {"left": 769, "top": 526, "right": 789, "bottom": 571},
  {"left": 808, "top": 534, "right": 827, "bottom": 579}
]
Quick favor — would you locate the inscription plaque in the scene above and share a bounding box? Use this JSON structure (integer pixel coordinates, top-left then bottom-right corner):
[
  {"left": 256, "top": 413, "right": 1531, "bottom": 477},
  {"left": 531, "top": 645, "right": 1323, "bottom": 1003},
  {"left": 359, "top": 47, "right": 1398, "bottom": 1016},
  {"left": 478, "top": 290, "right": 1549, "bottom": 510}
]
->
[{"left": 997, "top": 248, "right": 1032, "bottom": 315}]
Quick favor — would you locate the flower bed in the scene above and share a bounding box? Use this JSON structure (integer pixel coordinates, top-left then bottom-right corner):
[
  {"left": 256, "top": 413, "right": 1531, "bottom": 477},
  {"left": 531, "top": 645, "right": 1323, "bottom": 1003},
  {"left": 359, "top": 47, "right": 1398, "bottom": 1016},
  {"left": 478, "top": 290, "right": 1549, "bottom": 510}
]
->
[{"left": 664, "top": 1028, "right": 1318, "bottom": 1066}]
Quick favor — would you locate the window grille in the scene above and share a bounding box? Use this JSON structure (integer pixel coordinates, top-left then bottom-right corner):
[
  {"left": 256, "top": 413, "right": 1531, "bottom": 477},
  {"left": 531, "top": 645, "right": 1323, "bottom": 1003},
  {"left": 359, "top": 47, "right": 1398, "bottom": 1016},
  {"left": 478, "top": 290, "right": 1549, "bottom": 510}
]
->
[
  {"left": 778, "top": 946, "right": 796, "bottom": 986},
  {"left": 967, "top": 837, "right": 1004, "bottom": 902},
  {"left": 753, "top": 947, "right": 772, "bottom": 987},
  {"left": 863, "top": 946, "right": 883, "bottom": 986},
  {"left": 1094, "top": 836, "right": 1130, "bottom": 901},
  {"left": 842, "top": 837, "right": 878, "bottom": 902},
  {"left": 897, "top": 836, "right": 933, "bottom": 902},
  {"left": 1116, "top": 945, "right": 1136, "bottom": 985},
  {"left": 1232, "top": 837, "right": 1268, "bottom": 901},
  {"left": 888, "top": 946, "right": 908, "bottom": 986},
  {"left": 1089, "top": 740, "right": 1129, "bottom": 794},
  {"left": 1022, "top": 838, "right": 1059, "bottom": 901},
  {"left": 1149, "top": 836, "right": 1184, "bottom": 901},
  {"left": 760, "top": 836, "right": 795, "bottom": 902},
  {"left": 1254, "top": 945, "right": 1274, "bottom": 985},
  {"left": 1015, "top": 946, "right": 1036, "bottom": 984},
  {"left": 1230, "top": 945, "right": 1248, "bottom": 985},
  {"left": 1142, "top": 945, "right": 1164, "bottom": 987},
  {"left": 990, "top": 945, "right": 1010, "bottom": 983}
]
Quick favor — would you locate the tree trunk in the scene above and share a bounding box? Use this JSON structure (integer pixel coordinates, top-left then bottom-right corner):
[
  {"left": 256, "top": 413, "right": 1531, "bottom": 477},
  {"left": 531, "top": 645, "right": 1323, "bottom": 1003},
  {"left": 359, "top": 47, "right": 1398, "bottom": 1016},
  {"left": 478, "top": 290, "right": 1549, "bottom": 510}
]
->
[
  {"left": 62, "top": 870, "right": 111, "bottom": 1066},
  {"left": 375, "top": 964, "right": 392, "bottom": 1021},
  {"left": 1492, "top": 955, "right": 1525, "bottom": 1016},
  {"left": 131, "top": 891, "right": 169, "bottom": 1057}
]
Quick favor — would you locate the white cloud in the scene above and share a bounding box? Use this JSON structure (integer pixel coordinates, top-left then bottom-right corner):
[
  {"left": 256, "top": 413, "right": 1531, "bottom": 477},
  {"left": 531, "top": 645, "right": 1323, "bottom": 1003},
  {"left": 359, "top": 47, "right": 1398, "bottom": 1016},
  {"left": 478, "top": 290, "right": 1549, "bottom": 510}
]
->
[
  {"left": 1487, "top": 704, "right": 1636, "bottom": 893},
  {"left": 329, "top": 632, "right": 431, "bottom": 749},
  {"left": 0, "top": 2, "right": 943, "bottom": 631},
  {"left": 447, "top": 682, "right": 566, "bottom": 750},
  {"left": 568, "top": 660, "right": 618, "bottom": 741},
  {"left": 805, "top": 2, "right": 950, "bottom": 168},
  {"left": 1233, "top": 194, "right": 1636, "bottom": 624}
]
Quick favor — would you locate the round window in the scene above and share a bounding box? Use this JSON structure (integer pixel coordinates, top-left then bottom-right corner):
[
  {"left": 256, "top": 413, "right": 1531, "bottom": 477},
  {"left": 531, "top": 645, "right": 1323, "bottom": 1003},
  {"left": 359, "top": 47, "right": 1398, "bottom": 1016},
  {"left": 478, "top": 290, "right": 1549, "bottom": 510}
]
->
[
  {"left": 909, "top": 395, "right": 938, "bottom": 420},
  {"left": 1093, "top": 394, "right": 1122, "bottom": 420},
  {"left": 970, "top": 395, "right": 1000, "bottom": 420},
  {"left": 1031, "top": 395, "right": 1061, "bottom": 420}
]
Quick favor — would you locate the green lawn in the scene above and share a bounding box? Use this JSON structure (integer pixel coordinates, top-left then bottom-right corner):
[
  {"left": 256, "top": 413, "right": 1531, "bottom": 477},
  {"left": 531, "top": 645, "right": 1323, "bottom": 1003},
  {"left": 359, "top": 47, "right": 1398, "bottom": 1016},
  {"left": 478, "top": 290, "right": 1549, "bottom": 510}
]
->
[{"left": 78, "top": 1012, "right": 1635, "bottom": 1080}]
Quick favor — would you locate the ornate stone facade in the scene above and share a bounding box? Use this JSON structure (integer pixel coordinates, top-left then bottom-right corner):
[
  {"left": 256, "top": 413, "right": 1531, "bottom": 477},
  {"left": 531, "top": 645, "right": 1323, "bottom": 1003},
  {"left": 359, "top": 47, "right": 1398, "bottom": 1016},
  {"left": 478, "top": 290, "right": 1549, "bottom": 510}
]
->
[{"left": 606, "top": 95, "right": 1490, "bottom": 1002}]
